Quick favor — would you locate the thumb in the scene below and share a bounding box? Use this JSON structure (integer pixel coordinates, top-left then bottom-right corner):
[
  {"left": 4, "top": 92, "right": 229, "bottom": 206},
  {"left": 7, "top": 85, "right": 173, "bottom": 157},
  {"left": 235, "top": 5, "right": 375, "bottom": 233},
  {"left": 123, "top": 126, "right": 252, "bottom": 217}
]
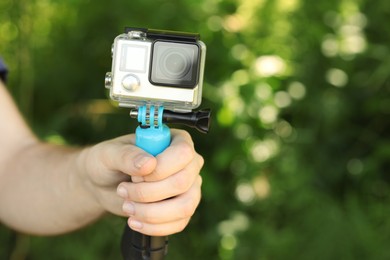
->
[{"left": 99, "top": 135, "right": 157, "bottom": 177}]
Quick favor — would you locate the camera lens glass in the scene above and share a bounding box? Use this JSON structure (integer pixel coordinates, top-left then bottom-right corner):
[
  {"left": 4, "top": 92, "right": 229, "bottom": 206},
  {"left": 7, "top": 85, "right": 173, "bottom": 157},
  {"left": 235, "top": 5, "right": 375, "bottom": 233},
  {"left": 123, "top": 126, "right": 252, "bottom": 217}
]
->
[
  {"left": 150, "top": 41, "right": 199, "bottom": 88},
  {"left": 161, "top": 51, "right": 191, "bottom": 78}
]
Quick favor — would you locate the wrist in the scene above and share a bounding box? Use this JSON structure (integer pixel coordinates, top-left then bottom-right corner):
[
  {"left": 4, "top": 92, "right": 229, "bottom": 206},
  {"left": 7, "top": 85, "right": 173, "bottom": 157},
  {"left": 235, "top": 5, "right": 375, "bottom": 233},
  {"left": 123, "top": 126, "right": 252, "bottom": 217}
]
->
[{"left": 74, "top": 146, "right": 105, "bottom": 215}]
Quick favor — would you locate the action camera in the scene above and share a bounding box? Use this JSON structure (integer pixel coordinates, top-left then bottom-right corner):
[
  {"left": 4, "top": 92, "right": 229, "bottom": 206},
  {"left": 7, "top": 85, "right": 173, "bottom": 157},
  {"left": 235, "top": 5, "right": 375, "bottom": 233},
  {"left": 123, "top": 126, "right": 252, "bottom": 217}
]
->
[{"left": 105, "top": 28, "right": 206, "bottom": 112}]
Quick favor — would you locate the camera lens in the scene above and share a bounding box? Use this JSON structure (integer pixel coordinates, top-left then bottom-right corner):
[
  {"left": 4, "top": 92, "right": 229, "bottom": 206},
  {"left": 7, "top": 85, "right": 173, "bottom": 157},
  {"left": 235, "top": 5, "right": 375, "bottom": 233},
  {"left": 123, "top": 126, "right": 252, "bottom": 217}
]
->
[
  {"left": 161, "top": 51, "right": 191, "bottom": 78},
  {"left": 150, "top": 41, "right": 199, "bottom": 88}
]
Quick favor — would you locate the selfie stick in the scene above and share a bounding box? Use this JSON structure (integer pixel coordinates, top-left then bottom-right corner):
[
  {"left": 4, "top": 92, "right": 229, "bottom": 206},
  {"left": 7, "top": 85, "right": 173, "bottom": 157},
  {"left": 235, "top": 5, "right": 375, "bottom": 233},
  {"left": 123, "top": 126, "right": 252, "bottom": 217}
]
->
[{"left": 121, "top": 105, "right": 211, "bottom": 260}]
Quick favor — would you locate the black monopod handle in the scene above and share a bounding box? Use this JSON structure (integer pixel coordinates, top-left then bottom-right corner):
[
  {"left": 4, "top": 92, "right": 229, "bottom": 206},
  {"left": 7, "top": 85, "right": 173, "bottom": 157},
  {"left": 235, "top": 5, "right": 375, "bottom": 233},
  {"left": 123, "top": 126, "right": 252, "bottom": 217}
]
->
[{"left": 121, "top": 226, "right": 168, "bottom": 260}]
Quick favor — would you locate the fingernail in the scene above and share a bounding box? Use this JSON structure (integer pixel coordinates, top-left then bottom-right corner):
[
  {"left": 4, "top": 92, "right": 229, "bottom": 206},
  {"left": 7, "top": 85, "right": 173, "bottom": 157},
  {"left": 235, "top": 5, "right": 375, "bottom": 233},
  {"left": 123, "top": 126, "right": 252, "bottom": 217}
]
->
[
  {"left": 134, "top": 154, "right": 152, "bottom": 169},
  {"left": 117, "top": 186, "right": 128, "bottom": 199},
  {"left": 122, "top": 202, "right": 135, "bottom": 215},
  {"left": 129, "top": 219, "right": 143, "bottom": 230}
]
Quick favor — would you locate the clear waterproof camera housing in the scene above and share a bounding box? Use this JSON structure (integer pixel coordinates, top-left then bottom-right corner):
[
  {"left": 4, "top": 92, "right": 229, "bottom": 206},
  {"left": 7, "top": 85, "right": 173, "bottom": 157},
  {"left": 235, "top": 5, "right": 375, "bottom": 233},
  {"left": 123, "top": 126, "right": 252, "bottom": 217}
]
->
[{"left": 105, "top": 28, "right": 206, "bottom": 112}]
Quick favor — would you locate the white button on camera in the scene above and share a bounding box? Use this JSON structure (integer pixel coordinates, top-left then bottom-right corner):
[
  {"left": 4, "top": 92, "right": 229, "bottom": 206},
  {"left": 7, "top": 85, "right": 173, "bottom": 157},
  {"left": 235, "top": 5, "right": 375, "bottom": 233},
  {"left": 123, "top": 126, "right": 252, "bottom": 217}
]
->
[{"left": 122, "top": 74, "right": 140, "bottom": 91}]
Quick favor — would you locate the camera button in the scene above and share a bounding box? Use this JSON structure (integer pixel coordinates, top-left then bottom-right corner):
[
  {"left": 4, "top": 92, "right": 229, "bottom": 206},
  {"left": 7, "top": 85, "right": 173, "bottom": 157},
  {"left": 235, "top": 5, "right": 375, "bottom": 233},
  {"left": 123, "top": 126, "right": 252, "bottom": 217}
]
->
[
  {"left": 122, "top": 74, "right": 140, "bottom": 91},
  {"left": 105, "top": 72, "right": 112, "bottom": 89}
]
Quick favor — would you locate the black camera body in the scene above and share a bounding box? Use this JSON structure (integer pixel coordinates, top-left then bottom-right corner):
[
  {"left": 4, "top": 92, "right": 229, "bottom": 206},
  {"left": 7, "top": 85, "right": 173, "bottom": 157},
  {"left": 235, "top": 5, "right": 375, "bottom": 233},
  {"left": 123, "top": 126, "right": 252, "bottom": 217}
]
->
[{"left": 105, "top": 28, "right": 206, "bottom": 112}]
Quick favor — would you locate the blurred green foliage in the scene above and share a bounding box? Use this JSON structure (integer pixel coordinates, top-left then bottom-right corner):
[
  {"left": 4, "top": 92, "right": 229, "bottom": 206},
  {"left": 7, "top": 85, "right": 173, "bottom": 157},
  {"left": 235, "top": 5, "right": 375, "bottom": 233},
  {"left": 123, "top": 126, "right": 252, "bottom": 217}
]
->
[{"left": 1, "top": 0, "right": 390, "bottom": 259}]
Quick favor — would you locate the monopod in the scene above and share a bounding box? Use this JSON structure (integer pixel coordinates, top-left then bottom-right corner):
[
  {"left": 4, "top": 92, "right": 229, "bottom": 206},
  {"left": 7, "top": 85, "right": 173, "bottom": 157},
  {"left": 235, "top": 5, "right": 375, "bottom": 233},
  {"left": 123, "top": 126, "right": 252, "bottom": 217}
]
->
[{"left": 120, "top": 106, "right": 210, "bottom": 260}]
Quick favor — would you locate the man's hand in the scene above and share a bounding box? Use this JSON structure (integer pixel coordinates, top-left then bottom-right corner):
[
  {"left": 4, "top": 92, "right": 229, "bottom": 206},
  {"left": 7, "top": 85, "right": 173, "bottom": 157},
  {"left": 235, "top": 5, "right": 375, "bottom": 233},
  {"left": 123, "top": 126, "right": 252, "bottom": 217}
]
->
[{"left": 81, "top": 129, "right": 204, "bottom": 236}]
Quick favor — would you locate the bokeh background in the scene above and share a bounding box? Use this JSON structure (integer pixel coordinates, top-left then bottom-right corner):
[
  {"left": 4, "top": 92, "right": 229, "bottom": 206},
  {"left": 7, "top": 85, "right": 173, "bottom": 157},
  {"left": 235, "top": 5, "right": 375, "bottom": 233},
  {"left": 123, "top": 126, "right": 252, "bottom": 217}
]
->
[{"left": 1, "top": 0, "right": 390, "bottom": 259}]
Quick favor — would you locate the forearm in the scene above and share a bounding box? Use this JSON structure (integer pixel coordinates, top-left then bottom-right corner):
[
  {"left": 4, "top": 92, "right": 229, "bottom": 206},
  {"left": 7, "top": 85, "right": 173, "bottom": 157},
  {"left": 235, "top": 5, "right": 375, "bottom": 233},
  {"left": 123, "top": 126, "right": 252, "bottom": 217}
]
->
[{"left": 0, "top": 141, "right": 104, "bottom": 235}]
